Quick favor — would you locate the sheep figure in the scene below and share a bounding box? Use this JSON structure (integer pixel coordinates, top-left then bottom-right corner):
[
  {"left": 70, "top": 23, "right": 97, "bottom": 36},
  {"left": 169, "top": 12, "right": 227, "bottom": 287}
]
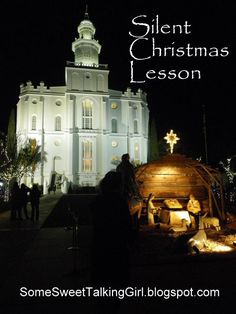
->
[
  {"left": 202, "top": 216, "right": 221, "bottom": 232},
  {"left": 187, "top": 214, "right": 221, "bottom": 254}
]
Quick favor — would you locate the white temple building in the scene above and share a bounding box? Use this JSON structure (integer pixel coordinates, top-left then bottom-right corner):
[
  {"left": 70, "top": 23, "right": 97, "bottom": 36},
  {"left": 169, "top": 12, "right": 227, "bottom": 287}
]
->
[{"left": 16, "top": 12, "right": 149, "bottom": 193}]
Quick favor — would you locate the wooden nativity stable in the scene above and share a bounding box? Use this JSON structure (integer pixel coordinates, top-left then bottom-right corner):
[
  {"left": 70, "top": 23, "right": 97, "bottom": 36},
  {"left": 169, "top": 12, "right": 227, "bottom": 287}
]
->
[{"left": 135, "top": 154, "right": 226, "bottom": 221}]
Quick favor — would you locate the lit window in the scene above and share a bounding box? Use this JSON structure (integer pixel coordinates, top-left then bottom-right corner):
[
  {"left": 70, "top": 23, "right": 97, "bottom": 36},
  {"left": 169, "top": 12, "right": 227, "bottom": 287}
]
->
[
  {"left": 82, "top": 140, "right": 93, "bottom": 172},
  {"left": 55, "top": 116, "right": 62, "bottom": 131},
  {"left": 111, "top": 118, "right": 117, "bottom": 133},
  {"left": 134, "top": 143, "right": 139, "bottom": 161},
  {"left": 82, "top": 99, "right": 93, "bottom": 129},
  {"left": 31, "top": 115, "right": 37, "bottom": 130}
]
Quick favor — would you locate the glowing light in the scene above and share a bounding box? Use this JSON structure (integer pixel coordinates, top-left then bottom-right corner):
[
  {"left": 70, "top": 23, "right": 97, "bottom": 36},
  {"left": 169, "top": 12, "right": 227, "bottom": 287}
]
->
[
  {"left": 111, "top": 141, "right": 118, "bottom": 147},
  {"left": 169, "top": 210, "right": 191, "bottom": 225},
  {"left": 201, "top": 240, "right": 233, "bottom": 253},
  {"left": 164, "top": 129, "right": 180, "bottom": 154},
  {"left": 31, "top": 138, "right": 36, "bottom": 153}
]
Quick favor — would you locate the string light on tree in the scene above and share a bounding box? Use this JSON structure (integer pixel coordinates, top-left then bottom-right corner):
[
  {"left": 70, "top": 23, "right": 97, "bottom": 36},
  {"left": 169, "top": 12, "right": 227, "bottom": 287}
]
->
[{"left": 164, "top": 129, "right": 180, "bottom": 154}]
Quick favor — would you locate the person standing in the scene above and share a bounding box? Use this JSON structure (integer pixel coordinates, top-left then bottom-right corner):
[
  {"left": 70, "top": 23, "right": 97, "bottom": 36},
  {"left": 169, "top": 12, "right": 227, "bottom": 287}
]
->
[
  {"left": 116, "top": 153, "right": 143, "bottom": 233},
  {"left": 91, "top": 171, "right": 132, "bottom": 313},
  {"left": 91, "top": 171, "right": 132, "bottom": 285},
  {"left": 187, "top": 194, "right": 201, "bottom": 229},
  {"left": 30, "top": 184, "right": 41, "bottom": 221},
  {"left": 116, "top": 153, "right": 141, "bottom": 201},
  {"left": 20, "top": 183, "right": 30, "bottom": 219},
  {"left": 10, "top": 182, "right": 22, "bottom": 220}
]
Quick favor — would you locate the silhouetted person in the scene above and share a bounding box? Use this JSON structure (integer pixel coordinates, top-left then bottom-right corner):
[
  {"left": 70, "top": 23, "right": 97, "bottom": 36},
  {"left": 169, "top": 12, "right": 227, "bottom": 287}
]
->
[
  {"left": 10, "top": 182, "right": 22, "bottom": 220},
  {"left": 20, "top": 183, "right": 30, "bottom": 219},
  {"left": 91, "top": 171, "right": 132, "bottom": 313},
  {"left": 116, "top": 153, "right": 141, "bottom": 201},
  {"left": 30, "top": 184, "right": 41, "bottom": 221},
  {"left": 68, "top": 182, "right": 73, "bottom": 194},
  {"left": 48, "top": 184, "right": 56, "bottom": 194}
]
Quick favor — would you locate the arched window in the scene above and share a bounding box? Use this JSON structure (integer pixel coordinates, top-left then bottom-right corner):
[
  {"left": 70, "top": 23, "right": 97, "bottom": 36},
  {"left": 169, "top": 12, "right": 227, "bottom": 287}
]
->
[
  {"left": 31, "top": 115, "right": 37, "bottom": 130},
  {"left": 111, "top": 118, "right": 117, "bottom": 133},
  {"left": 55, "top": 116, "right": 61, "bottom": 131},
  {"left": 82, "top": 140, "right": 93, "bottom": 172},
  {"left": 82, "top": 99, "right": 93, "bottom": 129},
  {"left": 134, "top": 120, "right": 138, "bottom": 134}
]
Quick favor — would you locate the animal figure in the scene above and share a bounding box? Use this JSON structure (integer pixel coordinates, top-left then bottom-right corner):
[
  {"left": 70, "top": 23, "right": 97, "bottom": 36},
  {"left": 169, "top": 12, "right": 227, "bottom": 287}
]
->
[
  {"left": 202, "top": 216, "right": 221, "bottom": 231},
  {"left": 187, "top": 213, "right": 208, "bottom": 254},
  {"left": 187, "top": 213, "right": 220, "bottom": 254},
  {"left": 187, "top": 229, "right": 207, "bottom": 254}
]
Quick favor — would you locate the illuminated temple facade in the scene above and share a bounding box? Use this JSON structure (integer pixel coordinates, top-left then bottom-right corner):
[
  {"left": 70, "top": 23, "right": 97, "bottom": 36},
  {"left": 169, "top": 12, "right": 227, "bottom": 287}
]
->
[{"left": 16, "top": 13, "right": 149, "bottom": 192}]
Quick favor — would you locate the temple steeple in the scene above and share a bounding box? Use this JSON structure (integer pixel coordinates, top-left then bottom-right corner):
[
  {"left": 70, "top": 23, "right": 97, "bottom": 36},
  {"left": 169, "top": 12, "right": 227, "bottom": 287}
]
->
[
  {"left": 72, "top": 8, "right": 101, "bottom": 66},
  {"left": 84, "top": 4, "right": 89, "bottom": 20}
]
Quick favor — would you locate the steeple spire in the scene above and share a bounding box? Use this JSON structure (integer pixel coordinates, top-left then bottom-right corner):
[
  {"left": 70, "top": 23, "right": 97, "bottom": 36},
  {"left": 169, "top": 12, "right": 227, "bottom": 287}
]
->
[
  {"left": 84, "top": 4, "right": 89, "bottom": 20},
  {"left": 72, "top": 9, "right": 101, "bottom": 66}
]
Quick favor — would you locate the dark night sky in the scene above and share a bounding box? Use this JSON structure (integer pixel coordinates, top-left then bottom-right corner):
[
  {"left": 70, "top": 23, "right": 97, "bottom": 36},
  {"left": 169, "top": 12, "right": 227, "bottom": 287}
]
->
[{"left": 0, "top": 0, "right": 235, "bottom": 165}]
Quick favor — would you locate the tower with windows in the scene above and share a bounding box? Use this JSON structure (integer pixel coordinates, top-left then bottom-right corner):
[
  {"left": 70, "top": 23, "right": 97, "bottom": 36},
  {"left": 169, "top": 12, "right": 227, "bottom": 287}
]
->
[{"left": 16, "top": 12, "right": 149, "bottom": 192}]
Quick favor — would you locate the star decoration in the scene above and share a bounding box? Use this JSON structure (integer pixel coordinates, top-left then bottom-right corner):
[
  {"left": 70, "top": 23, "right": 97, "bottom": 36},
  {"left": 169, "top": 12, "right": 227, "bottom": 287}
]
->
[{"left": 164, "top": 129, "right": 180, "bottom": 154}]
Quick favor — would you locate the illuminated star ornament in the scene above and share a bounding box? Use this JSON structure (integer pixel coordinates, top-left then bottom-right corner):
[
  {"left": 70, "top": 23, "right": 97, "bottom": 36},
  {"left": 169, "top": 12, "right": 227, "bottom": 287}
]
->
[{"left": 164, "top": 129, "right": 180, "bottom": 154}]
